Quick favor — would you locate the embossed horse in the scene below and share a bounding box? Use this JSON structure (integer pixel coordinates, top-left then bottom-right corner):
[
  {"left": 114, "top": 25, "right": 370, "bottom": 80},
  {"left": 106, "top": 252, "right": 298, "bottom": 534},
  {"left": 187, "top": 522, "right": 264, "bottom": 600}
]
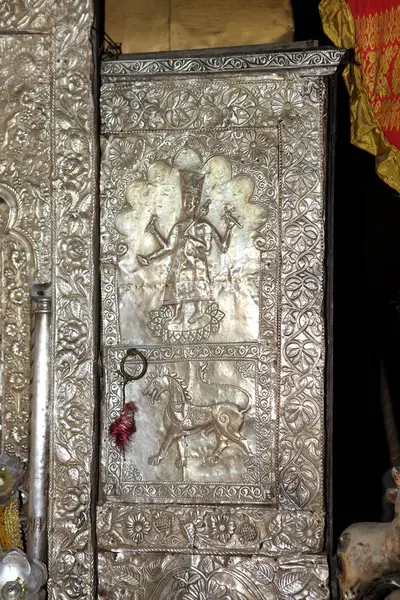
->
[{"left": 144, "top": 367, "right": 251, "bottom": 468}]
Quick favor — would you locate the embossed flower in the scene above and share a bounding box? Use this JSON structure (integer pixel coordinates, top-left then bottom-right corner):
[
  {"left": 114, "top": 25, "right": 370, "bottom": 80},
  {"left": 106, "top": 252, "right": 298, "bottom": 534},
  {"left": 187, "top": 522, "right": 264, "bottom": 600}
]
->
[
  {"left": 182, "top": 579, "right": 231, "bottom": 600},
  {"left": 240, "top": 132, "right": 274, "bottom": 162},
  {"left": 102, "top": 96, "right": 130, "bottom": 129},
  {"left": 15, "top": 128, "right": 28, "bottom": 145},
  {"left": 17, "top": 86, "right": 35, "bottom": 107},
  {"left": 293, "top": 515, "right": 322, "bottom": 550},
  {"left": 65, "top": 73, "right": 86, "bottom": 96},
  {"left": 11, "top": 423, "right": 28, "bottom": 445},
  {"left": 153, "top": 511, "right": 173, "bottom": 533},
  {"left": 124, "top": 513, "right": 150, "bottom": 544},
  {"left": 184, "top": 511, "right": 207, "bottom": 543},
  {"left": 9, "top": 372, "right": 28, "bottom": 392},
  {"left": 59, "top": 320, "right": 88, "bottom": 348},
  {"left": 10, "top": 340, "right": 27, "bottom": 358},
  {"left": 61, "top": 236, "right": 89, "bottom": 266},
  {"left": 8, "top": 286, "right": 28, "bottom": 305},
  {"left": 5, "top": 324, "right": 17, "bottom": 338},
  {"left": 64, "top": 574, "right": 85, "bottom": 599},
  {"left": 11, "top": 249, "right": 26, "bottom": 270},
  {"left": 237, "top": 521, "right": 258, "bottom": 544},
  {"left": 108, "top": 138, "right": 144, "bottom": 170},
  {"left": 210, "top": 514, "right": 235, "bottom": 543},
  {"left": 271, "top": 88, "right": 303, "bottom": 119}
]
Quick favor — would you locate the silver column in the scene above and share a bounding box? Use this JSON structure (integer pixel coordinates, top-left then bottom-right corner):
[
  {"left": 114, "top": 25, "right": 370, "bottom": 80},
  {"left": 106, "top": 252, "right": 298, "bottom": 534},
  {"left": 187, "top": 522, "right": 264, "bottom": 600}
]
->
[{"left": 27, "top": 283, "right": 52, "bottom": 562}]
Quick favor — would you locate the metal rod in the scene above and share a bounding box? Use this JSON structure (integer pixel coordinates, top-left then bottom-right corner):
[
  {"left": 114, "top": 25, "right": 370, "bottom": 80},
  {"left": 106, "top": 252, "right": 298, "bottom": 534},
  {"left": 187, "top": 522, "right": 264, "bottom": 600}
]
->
[{"left": 27, "top": 283, "right": 52, "bottom": 563}]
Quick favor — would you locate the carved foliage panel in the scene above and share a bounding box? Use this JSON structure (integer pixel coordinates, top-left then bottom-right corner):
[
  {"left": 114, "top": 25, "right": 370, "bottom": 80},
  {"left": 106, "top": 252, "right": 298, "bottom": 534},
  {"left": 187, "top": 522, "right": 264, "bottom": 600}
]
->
[
  {"left": 98, "top": 553, "right": 329, "bottom": 600},
  {"left": 99, "top": 54, "right": 341, "bottom": 600},
  {"left": 1, "top": 0, "right": 96, "bottom": 597},
  {"left": 0, "top": 232, "right": 32, "bottom": 459}
]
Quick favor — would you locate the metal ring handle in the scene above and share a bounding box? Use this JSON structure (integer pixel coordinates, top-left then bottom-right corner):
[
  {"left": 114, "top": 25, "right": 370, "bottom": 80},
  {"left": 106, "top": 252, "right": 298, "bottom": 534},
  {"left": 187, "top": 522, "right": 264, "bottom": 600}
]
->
[{"left": 120, "top": 348, "right": 148, "bottom": 382}]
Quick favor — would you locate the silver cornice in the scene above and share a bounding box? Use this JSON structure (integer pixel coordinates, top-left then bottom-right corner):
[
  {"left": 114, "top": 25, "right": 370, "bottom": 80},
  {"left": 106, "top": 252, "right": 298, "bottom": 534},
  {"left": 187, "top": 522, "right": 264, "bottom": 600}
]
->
[{"left": 101, "top": 48, "right": 347, "bottom": 81}]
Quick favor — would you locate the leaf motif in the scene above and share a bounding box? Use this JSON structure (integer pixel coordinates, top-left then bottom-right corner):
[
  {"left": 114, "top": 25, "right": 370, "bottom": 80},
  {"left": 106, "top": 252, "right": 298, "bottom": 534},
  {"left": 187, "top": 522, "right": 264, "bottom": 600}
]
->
[
  {"left": 55, "top": 444, "right": 72, "bottom": 463},
  {"left": 277, "top": 569, "right": 309, "bottom": 594},
  {"left": 198, "top": 556, "right": 214, "bottom": 575},
  {"left": 70, "top": 299, "right": 82, "bottom": 320},
  {"left": 237, "top": 559, "right": 274, "bottom": 585},
  {"left": 304, "top": 437, "right": 320, "bottom": 460},
  {"left": 113, "top": 564, "right": 141, "bottom": 589},
  {"left": 142, "top": 558, "right": 164, "bottom": 582},
  {"left": 74, "top": 360, "right": 89, "bottom": 380},
  {"left": 58, "top": 277, "right": 74, "bottom": 295}
]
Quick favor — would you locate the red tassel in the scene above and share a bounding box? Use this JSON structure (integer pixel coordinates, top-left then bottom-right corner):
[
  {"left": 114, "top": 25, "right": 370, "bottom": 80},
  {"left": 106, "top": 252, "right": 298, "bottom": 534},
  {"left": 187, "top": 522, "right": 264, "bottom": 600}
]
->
[{"left": 109, "top": 402, "right": 137, "bottom": 452}]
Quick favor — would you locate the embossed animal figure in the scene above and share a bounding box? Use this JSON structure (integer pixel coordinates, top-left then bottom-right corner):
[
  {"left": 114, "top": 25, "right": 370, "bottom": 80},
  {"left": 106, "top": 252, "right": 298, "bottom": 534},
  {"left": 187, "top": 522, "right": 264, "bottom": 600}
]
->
[{"left": 144, "top": 367, "right": 251, "bottom": 468}]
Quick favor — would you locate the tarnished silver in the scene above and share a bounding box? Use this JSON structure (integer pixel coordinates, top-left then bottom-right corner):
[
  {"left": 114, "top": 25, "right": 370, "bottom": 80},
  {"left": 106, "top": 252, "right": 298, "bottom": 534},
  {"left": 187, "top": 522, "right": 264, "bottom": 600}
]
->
[
  {"left": 99, "top": 46, "right": 345, "bottom": 599},
  {"left": 0, "top": 3, "right": 345, "bottom": 595},
  {"left": 27, "top": 284, "right": 51, "bottom": 563},
  {"left": 98, "top": 553, "right": 330, "bottom": 600},
  {"left": 101, "top": 47, "right": 345, "bottom": 80},
  {"left": 0, "top": 1, "right": 97, "bottom": 598}
]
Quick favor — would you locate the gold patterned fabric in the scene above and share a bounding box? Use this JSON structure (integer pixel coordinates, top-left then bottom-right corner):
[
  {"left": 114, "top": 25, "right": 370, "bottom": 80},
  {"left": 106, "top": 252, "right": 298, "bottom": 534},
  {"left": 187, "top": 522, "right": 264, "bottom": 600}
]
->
[
  {"left": 0, "top": 499, "right": 23, "bottom": 551},
  {"left": 319, "top": 0, "right": 400, "bottom": 193}
]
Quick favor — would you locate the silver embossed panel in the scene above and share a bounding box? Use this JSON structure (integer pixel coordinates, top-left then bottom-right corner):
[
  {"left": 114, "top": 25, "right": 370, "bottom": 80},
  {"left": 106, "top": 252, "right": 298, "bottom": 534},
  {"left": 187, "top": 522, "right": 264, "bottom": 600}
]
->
[
  {"left": 100, "top": 72, "right": 324, "bottom": 512},
  {"left": 99, "top": 48, "right": 344, "bottom": 598}
]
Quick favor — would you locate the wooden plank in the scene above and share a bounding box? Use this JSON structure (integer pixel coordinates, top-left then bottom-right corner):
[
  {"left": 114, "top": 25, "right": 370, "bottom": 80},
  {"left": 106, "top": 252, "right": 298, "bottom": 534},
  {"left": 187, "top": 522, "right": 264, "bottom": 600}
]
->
[
  {"left": 104, "top": 0, "right": 294, "bottom": 53},
  {"left": 105, "top": 0, "right": 170, "bottom": 54},
  {"left": 170, "top": 0, "right": 294, "bottom": 50}
]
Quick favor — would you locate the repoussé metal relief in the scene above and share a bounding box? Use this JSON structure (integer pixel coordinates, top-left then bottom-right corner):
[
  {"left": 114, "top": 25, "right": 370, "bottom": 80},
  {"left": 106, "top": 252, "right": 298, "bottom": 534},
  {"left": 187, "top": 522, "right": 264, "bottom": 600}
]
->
[
  {"left": 99, "top": 48, "right": 344, "bottom": 599},
  {"left": 0, "top": 4, "right": 345, "bottom": 594}
]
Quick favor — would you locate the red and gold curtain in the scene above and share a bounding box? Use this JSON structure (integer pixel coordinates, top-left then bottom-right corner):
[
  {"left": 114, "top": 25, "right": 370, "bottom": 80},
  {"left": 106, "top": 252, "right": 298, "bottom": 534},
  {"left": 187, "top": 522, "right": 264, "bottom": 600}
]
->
[{"left": 319, "top": 0, "right": 400, "bottom": 193}]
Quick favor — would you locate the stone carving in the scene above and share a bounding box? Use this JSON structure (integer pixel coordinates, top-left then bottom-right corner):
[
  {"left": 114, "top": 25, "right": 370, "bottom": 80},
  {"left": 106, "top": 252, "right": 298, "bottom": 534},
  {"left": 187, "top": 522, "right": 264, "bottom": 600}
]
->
[
  {"left": 144, "top": 365, "right": 251, "bottom": 468},
  {"left": 337, "top": 467, "right": 400, "bottom": 599}
]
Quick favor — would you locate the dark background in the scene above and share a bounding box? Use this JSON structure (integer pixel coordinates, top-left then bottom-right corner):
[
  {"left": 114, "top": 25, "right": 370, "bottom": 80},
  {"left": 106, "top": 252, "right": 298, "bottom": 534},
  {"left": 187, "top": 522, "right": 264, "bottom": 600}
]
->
[{"left": 292, "top": 0, "right": 400, "bottom": 546}]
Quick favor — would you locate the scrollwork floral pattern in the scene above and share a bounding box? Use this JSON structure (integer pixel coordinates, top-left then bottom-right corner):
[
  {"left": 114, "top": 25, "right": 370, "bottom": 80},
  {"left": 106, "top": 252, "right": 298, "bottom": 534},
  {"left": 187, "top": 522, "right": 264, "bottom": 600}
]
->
[
  {"left": 45, "top": 0, "right": 97, "bottom": 599},
  {"left": 97, "top": 504, "right": 323, "bottom": 554},
  {"left": 98, "top": 553, "right": 329, "bottom": 600}
]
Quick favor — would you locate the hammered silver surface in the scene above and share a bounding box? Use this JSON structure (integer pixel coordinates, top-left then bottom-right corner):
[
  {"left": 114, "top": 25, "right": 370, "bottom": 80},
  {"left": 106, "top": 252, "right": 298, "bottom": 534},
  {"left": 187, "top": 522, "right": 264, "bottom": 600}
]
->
[
  {"left": 100, "top": 70, "right": 327, "bottom": 517},
  {"left": 98, "top": 552, "right": 330, "bottom": 600}
]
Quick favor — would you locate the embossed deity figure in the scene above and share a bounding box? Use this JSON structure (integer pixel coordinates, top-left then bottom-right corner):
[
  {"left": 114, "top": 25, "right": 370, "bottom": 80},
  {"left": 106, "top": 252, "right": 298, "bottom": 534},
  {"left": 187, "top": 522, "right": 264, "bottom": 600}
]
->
[{"left": 137, "top": 170, "right": 240, "bottom": 336}]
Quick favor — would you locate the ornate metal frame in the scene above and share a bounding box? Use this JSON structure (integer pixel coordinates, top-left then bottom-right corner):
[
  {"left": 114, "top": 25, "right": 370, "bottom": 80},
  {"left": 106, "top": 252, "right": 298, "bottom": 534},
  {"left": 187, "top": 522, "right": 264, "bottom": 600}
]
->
[
  {"left": 97, "top": 47, "right": 345, "bottom": 600},
  {"left": 0, "top": 1, "right": 97, "bottom": 597},
  {"left": 0, "top": 1, "right": 346, "bottom": 596}
]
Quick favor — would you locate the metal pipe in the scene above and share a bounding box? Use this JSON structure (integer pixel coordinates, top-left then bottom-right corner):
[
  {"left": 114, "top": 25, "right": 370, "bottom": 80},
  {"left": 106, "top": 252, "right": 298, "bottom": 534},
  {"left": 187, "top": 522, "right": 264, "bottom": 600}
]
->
[{"left": 27, "top": 283, "right": 52, "bottom": 563}]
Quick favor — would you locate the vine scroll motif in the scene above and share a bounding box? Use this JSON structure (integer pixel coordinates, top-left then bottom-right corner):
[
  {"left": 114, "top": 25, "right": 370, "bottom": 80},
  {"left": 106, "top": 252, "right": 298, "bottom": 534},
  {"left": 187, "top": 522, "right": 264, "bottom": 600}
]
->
[
  {"left": 98, "top": 554, "right": 329, "bottom": 600},
  {"left": 47, "top": 0, "right": 97, "bottom": 599}
]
